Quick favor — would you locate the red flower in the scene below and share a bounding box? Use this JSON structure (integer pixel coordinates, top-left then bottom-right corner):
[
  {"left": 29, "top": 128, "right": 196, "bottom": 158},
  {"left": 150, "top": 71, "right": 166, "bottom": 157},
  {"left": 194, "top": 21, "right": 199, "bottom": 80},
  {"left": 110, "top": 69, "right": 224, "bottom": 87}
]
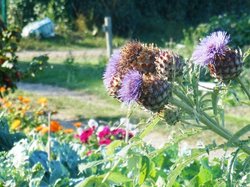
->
[
  {"left": 99, "top": 138, "right": 111, "bottom": 145},
  {"left": 111, "top": 128, "right": 134, "bottom": 140},
  {"left": 79, "top": 128, "right": 94, "bottom": 143}
]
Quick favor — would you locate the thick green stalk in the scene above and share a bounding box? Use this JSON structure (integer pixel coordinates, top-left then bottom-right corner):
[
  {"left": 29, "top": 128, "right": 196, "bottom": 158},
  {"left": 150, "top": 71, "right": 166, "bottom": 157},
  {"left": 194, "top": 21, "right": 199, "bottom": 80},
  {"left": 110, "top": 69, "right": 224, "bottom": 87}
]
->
[
  {"left": 169, "top": 97, "right": 250, "bottom": 155},
  {"left": 236, "top": 77, "right": 250, "bottom": 100}
]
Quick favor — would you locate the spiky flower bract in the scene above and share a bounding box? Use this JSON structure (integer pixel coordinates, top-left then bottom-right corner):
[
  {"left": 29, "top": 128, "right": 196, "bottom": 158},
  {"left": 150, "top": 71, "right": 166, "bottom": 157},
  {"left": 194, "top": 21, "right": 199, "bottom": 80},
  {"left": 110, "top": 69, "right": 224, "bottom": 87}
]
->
[
  {"left": 103, "top": 50, "right": 121, "bottom": 90},
  {"left": 191, "top": 31, "right": 230, "bottom": 66},
  {"left": 119, "top": 70, "right": 142, "bottom": 104}
]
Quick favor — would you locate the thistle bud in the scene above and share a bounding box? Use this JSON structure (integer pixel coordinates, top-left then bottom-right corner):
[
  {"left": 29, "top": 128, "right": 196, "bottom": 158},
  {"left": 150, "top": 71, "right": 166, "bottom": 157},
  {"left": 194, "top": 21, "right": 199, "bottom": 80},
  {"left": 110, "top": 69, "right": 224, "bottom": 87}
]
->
[
  {"left": 155, "top": 50, "right": 184, "bottom": 80},
  {"left": 158, "top": 105, "right": 181, "bottom": 126}
]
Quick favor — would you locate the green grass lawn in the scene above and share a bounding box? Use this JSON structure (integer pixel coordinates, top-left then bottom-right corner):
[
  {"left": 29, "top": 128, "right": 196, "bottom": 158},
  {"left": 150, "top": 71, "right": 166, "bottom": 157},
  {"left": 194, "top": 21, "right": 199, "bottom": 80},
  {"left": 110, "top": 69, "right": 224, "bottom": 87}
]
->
[
  {"left": 19, "top": 34, "right": 126, "bottom": 51},
  {"left": 18, "top": 58, "right": 149, "bottom": 122}
]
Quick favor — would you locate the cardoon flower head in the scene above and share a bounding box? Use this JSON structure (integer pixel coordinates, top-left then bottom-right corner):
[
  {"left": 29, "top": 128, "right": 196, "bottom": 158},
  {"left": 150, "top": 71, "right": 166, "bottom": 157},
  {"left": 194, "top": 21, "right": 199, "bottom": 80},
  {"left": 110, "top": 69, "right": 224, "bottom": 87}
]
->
[
  {"left": 103, "top": 41, "right": 176, "bottom": 112},
  {"left": 103, "top": 50, "right": 121, "bottom": 89},
  {"left": 191, "top": 31, "right": 230, "bottom": 66},
  {"left": 118, "top": 70, "right": 142, "bottom": 104}
]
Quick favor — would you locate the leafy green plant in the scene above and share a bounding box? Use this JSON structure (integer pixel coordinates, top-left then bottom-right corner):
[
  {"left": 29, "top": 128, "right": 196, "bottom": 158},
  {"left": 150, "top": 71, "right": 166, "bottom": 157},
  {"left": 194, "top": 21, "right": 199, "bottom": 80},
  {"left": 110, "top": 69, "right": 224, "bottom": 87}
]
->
[
  {"left": 0, "top": 117, "right": 25, "bottom": 151},
  {"left": 0, "top": 28, "right": 49, "bottom": 94}
]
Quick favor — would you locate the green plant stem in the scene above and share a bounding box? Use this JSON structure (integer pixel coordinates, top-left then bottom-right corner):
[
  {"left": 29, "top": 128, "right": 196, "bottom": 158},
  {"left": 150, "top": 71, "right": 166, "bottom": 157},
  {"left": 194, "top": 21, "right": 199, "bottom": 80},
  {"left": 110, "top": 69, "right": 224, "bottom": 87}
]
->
[
  {"left": 236, "top": 77, "right": 250, "bottom": 100},
  {"left": 102, "top": 157, "right": 122, "bottom": 183},
  {"left": 169, "top": 97, "right": 250, "bottom": 155},
  {"left": 173, "top": 88, "right": 194, "bottom": 107},
  {"left": 47, "top": 112, "right": 51, "bottom": 161}
]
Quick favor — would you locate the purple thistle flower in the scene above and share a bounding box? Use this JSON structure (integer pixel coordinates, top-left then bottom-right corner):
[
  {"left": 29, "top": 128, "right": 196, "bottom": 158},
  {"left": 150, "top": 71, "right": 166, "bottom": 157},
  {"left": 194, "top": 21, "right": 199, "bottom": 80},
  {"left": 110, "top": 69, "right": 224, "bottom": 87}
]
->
[
  {"left": 119, "top": 70, "right": 142, "bottom": 104},
  {"left": 103, "top": 50, "right": 121, "bottom": 89},
  {"left": 191, "top": 31, "right": 230, "bottom": 66}
]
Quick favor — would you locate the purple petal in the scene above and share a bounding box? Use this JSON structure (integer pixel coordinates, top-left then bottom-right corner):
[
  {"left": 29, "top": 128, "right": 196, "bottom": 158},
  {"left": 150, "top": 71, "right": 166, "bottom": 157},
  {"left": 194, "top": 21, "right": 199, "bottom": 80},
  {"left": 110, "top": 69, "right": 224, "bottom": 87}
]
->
[
  {"left": 103, "top": 51, "right": 121, "bottom": 89},
  {"left": 191, "top": 31, "right": 230, "bottom": 66},
  {"left": 119, "top": 70, "right": 142, "bottom": 104}
]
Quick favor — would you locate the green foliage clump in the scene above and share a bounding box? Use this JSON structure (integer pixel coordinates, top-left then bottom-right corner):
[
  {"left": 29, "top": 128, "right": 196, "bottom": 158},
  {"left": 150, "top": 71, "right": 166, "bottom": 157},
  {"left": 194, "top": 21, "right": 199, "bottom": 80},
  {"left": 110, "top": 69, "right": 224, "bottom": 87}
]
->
[
  {"left": 0, "top": 27, "right": 49, "bottom": 92},
  {"left": 6, "top": 0, "right": 250, "bottom": 46},
  {"left": 183, "top": 13, "right": 250, "bottom": 48}
]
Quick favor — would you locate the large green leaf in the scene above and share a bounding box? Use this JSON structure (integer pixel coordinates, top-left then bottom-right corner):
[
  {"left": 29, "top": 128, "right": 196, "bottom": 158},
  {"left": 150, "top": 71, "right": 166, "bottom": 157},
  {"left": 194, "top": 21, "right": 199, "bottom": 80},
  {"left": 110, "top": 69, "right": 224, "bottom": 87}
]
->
[
  {"left": 0, "top": 118, "right": 25, "bottom": 151},
  {"left": 138, "top": 156, "right": 150, "bottom": 185},
  {"left": 49, "top": 161, "right": 70, "bottom": 185},
  {"left": 76, "top": 176, "right": 109, "bottom": 187},
  {"left": 166, "top": 150, "right": 206, "bottom": 187},
  {"left": 198, "top": 166, "right": 213, "bottom": 185},
  {"left": 100, "top": 172, "right": 132, "bottom": 184}
]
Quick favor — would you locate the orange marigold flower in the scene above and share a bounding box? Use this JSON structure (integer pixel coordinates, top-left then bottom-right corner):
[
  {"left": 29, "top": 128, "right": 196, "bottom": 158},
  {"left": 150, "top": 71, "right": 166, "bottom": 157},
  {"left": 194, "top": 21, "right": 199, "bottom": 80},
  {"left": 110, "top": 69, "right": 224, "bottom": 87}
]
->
[
  {"left": 11, "top": 119, "right": 21, "bottom": 130},
  {"left": 63, "top": 128, "right": 74, "bottom": 133},
  {"left": 40, "top": 127, "right": 49, "bottom": 134},
  {"left": 50, "top": 120, "right": 62, "bottom": 132},
  {"left": 18, "top": 96, "right": 30, "bottom": 104},
  {"left": 37, "top": 97, "right": 48, "bottom": 106},
  {"left": 73, "top": 122, "right": 82, "bottom": 128},
  {"left": 0, "top": 87, "right": 6, "bottom": 92},
  {"left": 35, "top": 125, "right": 45, "bottom": 132}
]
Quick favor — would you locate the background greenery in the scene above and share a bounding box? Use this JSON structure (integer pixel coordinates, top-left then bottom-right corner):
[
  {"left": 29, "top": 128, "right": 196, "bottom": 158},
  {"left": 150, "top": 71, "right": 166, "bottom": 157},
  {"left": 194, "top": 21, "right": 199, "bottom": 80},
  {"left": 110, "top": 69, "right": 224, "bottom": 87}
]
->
[{"left": 2, "top": 0, "right": 249, "bottom": 49}]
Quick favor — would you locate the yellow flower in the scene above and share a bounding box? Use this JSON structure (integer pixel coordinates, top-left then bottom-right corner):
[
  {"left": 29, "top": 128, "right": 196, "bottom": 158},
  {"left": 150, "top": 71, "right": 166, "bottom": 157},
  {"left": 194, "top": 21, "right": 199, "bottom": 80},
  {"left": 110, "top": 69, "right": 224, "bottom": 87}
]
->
[
  {"left": 37, "top": 97, "right": 48, "bottom": 106},
  {"left": 11, "top": 120, "right": 21, "bottom": 130},
  {"left": 3, "top": 100, "right": 12, "bottom": 108}
]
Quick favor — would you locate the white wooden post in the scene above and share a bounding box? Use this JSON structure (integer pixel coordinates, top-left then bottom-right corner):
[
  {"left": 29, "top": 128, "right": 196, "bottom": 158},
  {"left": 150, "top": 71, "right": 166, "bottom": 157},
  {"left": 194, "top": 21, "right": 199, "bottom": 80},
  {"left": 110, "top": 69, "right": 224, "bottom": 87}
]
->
[{"left": 103, "top": 17, "right": 112, "bottom": 58}]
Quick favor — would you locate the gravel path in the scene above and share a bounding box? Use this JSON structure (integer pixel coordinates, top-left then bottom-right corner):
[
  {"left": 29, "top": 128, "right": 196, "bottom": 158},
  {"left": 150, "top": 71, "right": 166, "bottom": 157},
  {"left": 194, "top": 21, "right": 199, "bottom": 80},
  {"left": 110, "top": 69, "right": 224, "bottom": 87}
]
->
[
  {"left": 17, "top": 49, "right": 109, "bottom": 61},
  {"left": 17, "top": 82, "right": 98, "bottom": 101}
]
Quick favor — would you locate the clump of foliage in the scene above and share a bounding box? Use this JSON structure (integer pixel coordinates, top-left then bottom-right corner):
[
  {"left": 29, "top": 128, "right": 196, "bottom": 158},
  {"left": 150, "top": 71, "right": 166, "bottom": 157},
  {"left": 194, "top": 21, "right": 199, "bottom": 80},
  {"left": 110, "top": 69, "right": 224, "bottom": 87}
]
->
[
  {"left": 0, "top": 26, "right": 49, "bottom": 93},
  {"left": 183, "top": 13, "right": 250, "bottom": 49}
]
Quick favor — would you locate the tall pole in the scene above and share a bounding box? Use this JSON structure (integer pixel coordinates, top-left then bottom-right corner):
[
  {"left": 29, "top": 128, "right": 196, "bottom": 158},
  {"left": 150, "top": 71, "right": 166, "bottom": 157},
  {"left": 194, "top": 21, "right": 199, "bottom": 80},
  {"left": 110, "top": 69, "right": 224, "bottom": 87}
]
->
[
  {"left": 104, "top": 17, "right": 112, "bottom": 58},
  {"left": 1, "top": 0, "right": 7, "bottom": 25}
]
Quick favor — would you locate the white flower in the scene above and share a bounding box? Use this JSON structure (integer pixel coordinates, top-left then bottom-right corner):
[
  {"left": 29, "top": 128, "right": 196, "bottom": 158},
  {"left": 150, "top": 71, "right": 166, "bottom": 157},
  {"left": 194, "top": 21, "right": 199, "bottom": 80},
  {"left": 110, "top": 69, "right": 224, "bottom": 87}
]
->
[{"left": 88, "top": 119, "right": 98, "bottom": 129}]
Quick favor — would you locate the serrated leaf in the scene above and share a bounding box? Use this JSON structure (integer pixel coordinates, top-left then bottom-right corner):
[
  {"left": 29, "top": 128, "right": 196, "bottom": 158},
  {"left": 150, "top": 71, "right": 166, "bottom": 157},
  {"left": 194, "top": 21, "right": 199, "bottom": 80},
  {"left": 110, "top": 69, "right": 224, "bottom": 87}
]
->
[
  {"left": 100, "top": 172, "right": 132, "bottom": 184},
  {"left": 76, "top": 176, "right": 109, "bottom": 187},
  {"left": 138, "top": 156, "right": 150, "bottom": 185},
  {"left": 78, "top": 159, "right": 108, "bottom": 173},
  {"left": 166, "top": 151, "right": 206, "bottom": 187},
  {"left": 139, "top": 117, "right": 161, "bottom": 139},
  {"left": 198, "top": 166, "right": 213, "bottom": 185},
  {"left": 106, "top": 140, "right": 123, "bottom": 156}
]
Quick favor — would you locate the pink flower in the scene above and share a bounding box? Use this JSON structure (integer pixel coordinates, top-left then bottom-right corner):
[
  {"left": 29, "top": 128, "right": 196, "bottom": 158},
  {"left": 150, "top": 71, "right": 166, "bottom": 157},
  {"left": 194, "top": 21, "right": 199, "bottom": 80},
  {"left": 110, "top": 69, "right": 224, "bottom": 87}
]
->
[
  {"left": 86, "top": 150, "right": 92, "bottom": 156},
  {"left": 78, "top": 128, "right": 94, "bottom": 143},
  {"left": 99, "top": 138, "right": 112, "bottom": 145},
  {"left": 98, "top": 126, "right": 111, "bottom": 139}
]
